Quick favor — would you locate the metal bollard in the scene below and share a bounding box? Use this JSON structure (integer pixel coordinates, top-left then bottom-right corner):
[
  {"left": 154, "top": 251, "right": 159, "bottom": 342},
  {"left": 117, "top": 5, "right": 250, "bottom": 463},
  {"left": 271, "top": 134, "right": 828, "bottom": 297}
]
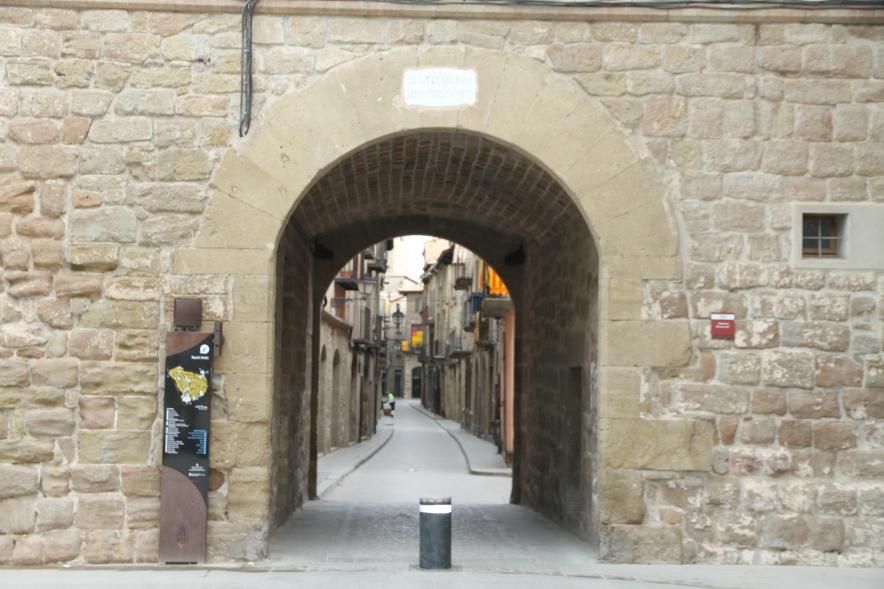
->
[{"left": 419, "top": 497, "right": 451, "bottom": 569}]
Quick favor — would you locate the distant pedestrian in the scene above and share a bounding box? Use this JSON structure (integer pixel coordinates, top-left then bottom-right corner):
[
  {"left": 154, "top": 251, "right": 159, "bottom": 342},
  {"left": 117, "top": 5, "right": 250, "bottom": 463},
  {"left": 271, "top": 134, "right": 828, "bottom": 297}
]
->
[{"left": 387, "top": 392, "right": 395, "bottom": 416}]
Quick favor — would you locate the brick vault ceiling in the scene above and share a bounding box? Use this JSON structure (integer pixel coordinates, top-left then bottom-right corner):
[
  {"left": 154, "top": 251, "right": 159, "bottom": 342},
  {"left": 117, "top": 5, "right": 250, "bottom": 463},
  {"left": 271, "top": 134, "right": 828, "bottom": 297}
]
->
[{"left": 291, "top": 130, "right": 579, "bottom": 249}]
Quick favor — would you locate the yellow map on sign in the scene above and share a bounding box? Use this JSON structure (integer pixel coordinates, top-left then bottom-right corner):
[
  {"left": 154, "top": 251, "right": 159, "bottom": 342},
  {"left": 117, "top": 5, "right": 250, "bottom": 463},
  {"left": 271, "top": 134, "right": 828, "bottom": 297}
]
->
[{"left": 169, "top": 366, "right": 208, "bottom": 404}]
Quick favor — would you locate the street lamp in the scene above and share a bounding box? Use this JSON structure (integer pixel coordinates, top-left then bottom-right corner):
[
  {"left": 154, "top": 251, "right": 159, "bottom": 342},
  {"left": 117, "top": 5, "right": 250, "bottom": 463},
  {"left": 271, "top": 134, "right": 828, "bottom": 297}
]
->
[{"left": 392, "top": 304, "right": 405, "bottom": 334}]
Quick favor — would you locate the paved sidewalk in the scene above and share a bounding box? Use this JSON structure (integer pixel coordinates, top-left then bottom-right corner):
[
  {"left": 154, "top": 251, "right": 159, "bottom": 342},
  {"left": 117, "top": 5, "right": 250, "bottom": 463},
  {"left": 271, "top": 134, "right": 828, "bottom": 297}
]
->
[
  {"left": 2, "top": 401, "right": 882, "bottom": 587},
  {"left": 414, "top": 402, "right": 511, "bottom": 476},
  {"left": 2, "top": 564, "right": 882, "bottom": 589},
  {"left": 316, "top": 416, "right": 395, "bottom": 497}
]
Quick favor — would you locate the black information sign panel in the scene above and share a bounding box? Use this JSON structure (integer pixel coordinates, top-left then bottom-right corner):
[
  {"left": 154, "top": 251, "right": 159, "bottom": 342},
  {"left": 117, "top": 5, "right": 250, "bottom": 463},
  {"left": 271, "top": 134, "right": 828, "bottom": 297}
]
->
[{"left": 159, "top": 331, "right": 214, "bottom": 564}]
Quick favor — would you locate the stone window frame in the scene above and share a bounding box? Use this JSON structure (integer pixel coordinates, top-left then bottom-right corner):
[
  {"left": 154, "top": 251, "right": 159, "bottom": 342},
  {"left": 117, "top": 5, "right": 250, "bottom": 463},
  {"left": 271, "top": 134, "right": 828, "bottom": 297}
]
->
[
  {"left": 801, "top": 213, "right": 845, "bottom": 259},
  {"left": 791, "top": 203, "right": 884, "bottom": 270}
]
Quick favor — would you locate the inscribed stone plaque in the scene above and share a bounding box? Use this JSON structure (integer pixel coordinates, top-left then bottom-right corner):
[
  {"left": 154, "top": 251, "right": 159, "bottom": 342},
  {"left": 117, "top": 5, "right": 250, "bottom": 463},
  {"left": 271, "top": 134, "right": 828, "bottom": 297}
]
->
[{"left": 403, "top": 68, "right": 477, "bottom": 107}]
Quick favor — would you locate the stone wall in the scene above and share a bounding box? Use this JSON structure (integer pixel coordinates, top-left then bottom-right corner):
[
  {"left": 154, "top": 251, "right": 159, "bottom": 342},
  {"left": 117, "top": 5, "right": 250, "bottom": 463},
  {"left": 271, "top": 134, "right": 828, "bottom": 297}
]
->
[
  {"left": 0, "top": 3, "right": 880, "bottom": 566},
  {"left": 316, "top": 312, "right": 375, "bottom": 456},
  {"left": 520, "top": 215, "right": 599, "bottom": 540},
  {"left": 268, "top": 229, "right": 312, "bottom": 538}
]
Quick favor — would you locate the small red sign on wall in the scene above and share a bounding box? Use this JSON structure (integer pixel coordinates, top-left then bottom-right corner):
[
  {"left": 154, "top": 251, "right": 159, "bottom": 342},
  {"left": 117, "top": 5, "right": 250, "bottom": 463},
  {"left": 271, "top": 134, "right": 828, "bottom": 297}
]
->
[{"left": 711, "top": 313, "right": 736, "bottom": 339}]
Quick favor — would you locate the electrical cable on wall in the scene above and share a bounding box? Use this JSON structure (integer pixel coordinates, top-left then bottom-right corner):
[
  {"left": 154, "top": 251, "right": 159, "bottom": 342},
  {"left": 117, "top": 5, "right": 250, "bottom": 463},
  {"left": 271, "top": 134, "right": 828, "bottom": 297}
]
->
[
  {"left": 297, "top": 0, "right": 883, "bottom": 9},
  {"left": 240, "top": 0, "right": 259, "bottom": 137}
]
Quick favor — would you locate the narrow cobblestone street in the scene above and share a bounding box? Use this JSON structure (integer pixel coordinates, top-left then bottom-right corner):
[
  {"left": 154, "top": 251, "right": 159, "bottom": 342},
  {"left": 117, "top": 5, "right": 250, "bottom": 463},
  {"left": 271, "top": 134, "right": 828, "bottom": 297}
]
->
[{"left": 268, "top": 399, "right": 593, "bottom": 572}]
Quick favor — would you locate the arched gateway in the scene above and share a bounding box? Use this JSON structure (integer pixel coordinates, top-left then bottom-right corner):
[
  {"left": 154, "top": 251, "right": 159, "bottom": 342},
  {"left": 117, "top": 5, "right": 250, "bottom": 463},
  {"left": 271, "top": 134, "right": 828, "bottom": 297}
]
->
[{"left": 175, "top": 46, "right": 700, "bottom": 561}]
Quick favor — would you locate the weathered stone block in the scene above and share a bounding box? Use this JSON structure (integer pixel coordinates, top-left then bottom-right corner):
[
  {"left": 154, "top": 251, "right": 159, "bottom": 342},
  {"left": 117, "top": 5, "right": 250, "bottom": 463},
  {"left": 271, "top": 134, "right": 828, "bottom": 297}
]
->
[
  {"left": 786, "top": 322, "right": 850, "bottom": 352},
  {"left": 750, "top": 293, "right": 805, "bottom": 320},
  {"left": 36, "top": 497, "right": 73, "bottom": 531},
  {"left": 818, "top": 483, "right": 857, "bottom": 515},
  {"left": 126, "top": 497, "right": 159, "bottom": 529},
  {"left": 599, "top": 470, "right": 645, "bottom": 524},
  {"left": 740, "top": 416, "right": 777, "bottom": 445},
  {"left": 79, "top": 396, "right": 115, "bottom": 429},
  {"left": 7, "top": 58, "right": 53, "bottom": 86},
  {"left": 67, "top": 243, "right": 120, "bottom": 271},
  {"left": 83, "top": 530, "right": 134, "bottom": 564},
  {"left": 608, "top": 321, "right": 691, "bottom": 368},
  {"left": 106, "top": 276, "right": 160, "bottom": 301},
  {"left": 0, "top": 360, "right": 30, "bottom": 387},
  {"left": 760, "top": 514, "right": 808, "bottom": 549},
  {"left": 547, "top": 43, "right": 602, "bottom": 73},
  {"left": 54, "top": 272, "right": 104, "bottom": 299},
  {"left": 601, "top": 418, "right": 712, "bottom": 471},
  {"left": 803, "top": 45, "right": 873, "bottom": 78},
  {"left": 121, "top": 465, "right": 160, "bottom": 497},
  {"left": 79, "top": 361, "right": 155, "bottom": 395},
  {"left": 70, "top": 207, "right": 136, "bottom": 242},
  {"left": 763, "top": 350, "right": 815, "bottom": 389},
  {"left": 6, "top": 271, "right": 52, "bottom": 298},
  {"left": 10, "top": 534, "right": 42, "bottom": 565},
  {"left": 19, "top": 146, "right": 77, "bottom": 179},
  {"left": 79, "top": 145, "right": 126, "bottom": 175},
  {"left": 120, "top": 246, "right": 161, "bottom": 275},
  {"left": 78, "top": 431, "right": 150, "bottom": 463},
  {"left": 749, "top": 233, "right": 782, "bottom": 262},
  {"left": 127, "top": 183, "right": 206, "bottom": 214},
  {"left": 40, "top": 465, "right": 69, "bottom": 497},
  {"left": 677, "top": 384, "right": 748, "bottom": 415},
  {"left": 26, "top": 408, "right": 74, "bottom": 437},
  {"left": 642, "top": 96, "right": 686, "bottom": 137},
  {"left": 79, "top": 301, "right": 159, "bottom": 330},
  {"left": 29, "top": 358, "right": 78, "bottom": 387},
  {"left": 227, "top": 467, "right": 271, "bottom": 524},
  {"left": 116, "top": 396, "right": 157, "bottom": 431},
  {"left": 0, "top": 176, "right": 36, "bottom": 214},
  {"left": 778, "top": 480, "right": 816, "bottom": 513},
  {"left": 816, "top": 356, "right": 862, "bottom": 388},
  {"left": 715, "top": 513, "right": 757, "bottom": 547},
  {"left": 0, "top": 464, "right": 39, "bottom": 499},
  {"left": 606, "top": 525, "right": 682, "bottom": 563},
  {"left": 31, "top": 240, "right": 64, "bottom": 270},
  {"left": 750, "top": 389, "right": 786, "bottom": 415},
  {"left": 88, "top": 118, "right": 151, "bottom": 142},
  {"left": 813, "top": 422, "right": 857, "bottom": 451},
  {"left": 210, "top": 421, "right": 270, "bottom": 470},
  {"left": 1, "top": 323, "right": 50, "bottom": 349},
  {"left": 71, "top": 465, "right": 120, "bottom": 493},
  {"left": 75, "top": 495, "right": 125, "bottom": 530},
  {"left": 718, "top": 262, "right": 767, "bottom": 290},
  {"left": 114, "top": 331, "right": 158, "bottom": 363},
  {"left": 844, "top": 388, "right": 884, "bottom": 419},
  {"left": 102, "top": 32, "right": 160, "bottom": 64},
  {"left": 156, "top": 149, "right": 212, "bottom": 181},
  {"left": 115, "top": 89, "right": 175, "bottom": 116},
  {"left": 43, "top": 528, "right": 81, "bottom": 563},
  {"left": 9, "top": 120, "right": 59, "bottom": 144},
  {"left": 62, "top": 116, "right": 91, "bottom": 144},
  {"left": 69, "top": 329, "right": 114, "bottom": 360},
  {"left": 0, "top": 497, "right": 36, "bottom": 533},
  {"left": 788, "top": 391, "right": 839, "bottom": 419},
  {"left": 690, "top": 291, "right": 747, "bottom": 319},
  {"left": 735, "top": 320, "right": 779, "bottom": 349},
  {"left": 864, "top": 356, "right": 884, "bottom": 389}
]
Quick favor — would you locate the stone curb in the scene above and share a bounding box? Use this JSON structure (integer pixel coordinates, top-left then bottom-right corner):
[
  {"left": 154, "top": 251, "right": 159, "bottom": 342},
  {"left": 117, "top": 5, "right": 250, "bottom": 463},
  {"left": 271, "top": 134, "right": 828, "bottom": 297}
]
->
[
  {"left": 317, "top": 422, "right": 396, "bottom": 499},
  {"left": 412, "top": 403, "right": 511, "bottom": 478}
]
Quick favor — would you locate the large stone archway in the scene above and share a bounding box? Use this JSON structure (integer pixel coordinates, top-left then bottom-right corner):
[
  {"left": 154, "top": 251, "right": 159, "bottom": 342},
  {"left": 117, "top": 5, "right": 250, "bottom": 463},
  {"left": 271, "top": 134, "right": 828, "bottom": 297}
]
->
[{"left": 175, "top": 46, "right": 699, "bottom": 561}]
